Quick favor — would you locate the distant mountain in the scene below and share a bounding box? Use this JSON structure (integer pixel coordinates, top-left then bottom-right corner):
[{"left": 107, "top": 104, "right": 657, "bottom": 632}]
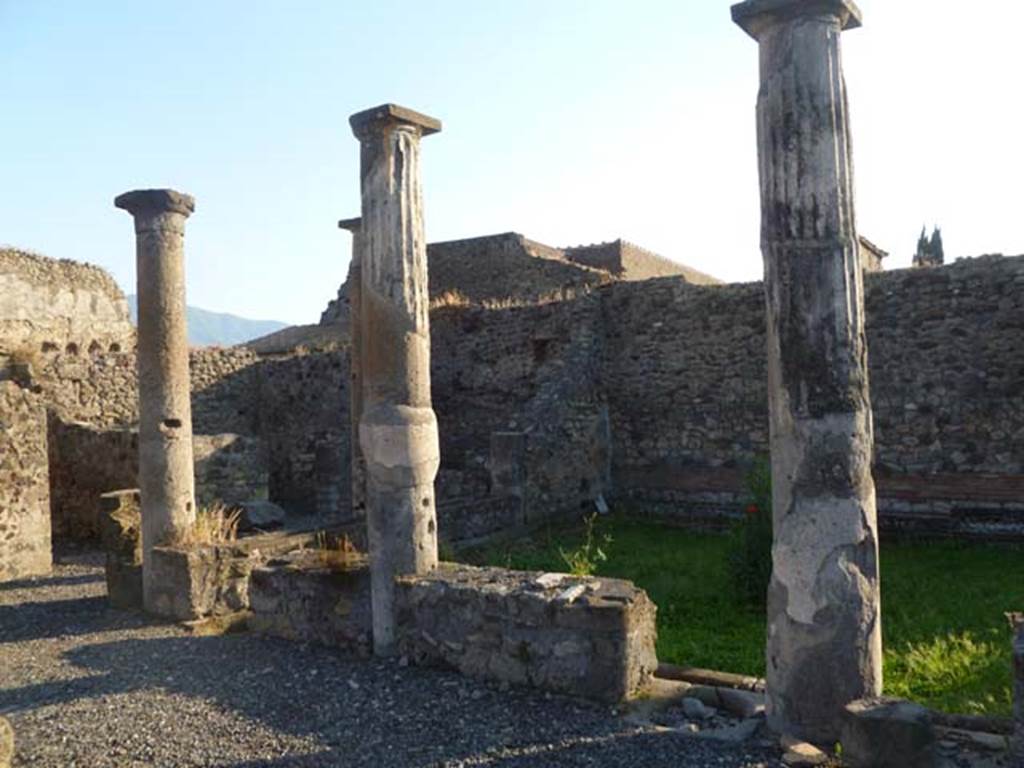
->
[{"left": 126, "top": 296, "right": 288, "bottom": 348}]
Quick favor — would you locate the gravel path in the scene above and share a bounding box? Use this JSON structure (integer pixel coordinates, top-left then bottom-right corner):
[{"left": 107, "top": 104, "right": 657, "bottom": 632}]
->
[{"left": 0, "top": 551, "right": 790, "bottom": 767}]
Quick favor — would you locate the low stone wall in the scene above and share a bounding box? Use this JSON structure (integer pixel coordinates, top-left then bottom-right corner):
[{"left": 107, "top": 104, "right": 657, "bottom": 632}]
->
[
  {"left": 147, "top": 544, "right": 256, "bottom": 620},
  {"left": 395, "top": 565, "right": 658, "bottom": 703},
  {"left": 104, "top": 518, "right": 365, "bottom": 618},
  {"left": 248, "top": 552, "right": 373, "bottom": 656},
  {"left": 0, "top": 381, "right": 52, "bottom": 581}
]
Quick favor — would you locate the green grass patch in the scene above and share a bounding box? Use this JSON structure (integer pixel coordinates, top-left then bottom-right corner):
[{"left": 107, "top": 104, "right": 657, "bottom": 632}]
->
[{"left": 461, "top": 516, "right": 1023, "bottom": 716}]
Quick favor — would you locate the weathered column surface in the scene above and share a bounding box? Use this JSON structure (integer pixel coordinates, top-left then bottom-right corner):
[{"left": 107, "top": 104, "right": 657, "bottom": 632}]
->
[
  {"left": 350, "top": 104, "right": 441, "bottom": 656},
  {"left": 732, "top": 0, "right": 882, "bottom": 743},
  {"left": 115, "top": 188, "right": 197, "bottom": 612},
  {"left": 339, "top": 216, "right": 367, "bottom": 521}
]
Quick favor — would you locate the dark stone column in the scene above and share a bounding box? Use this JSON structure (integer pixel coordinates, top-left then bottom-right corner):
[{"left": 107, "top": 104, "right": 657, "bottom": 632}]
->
[{"left": 732, "top": 0, "right": 882, "bottom": 742}]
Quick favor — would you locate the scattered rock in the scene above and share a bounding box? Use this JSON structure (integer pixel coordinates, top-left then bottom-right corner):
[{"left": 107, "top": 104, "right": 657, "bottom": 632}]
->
[
  {"left": 719, "top": 688, "right": 766, "bottom": 719},
  {"left": 842, "top": 697, "right": 935, "bottom": 768},
  {"left": 184, "top": 610, "right": 252, "bottom": 637},
  {"left": 780, "top": 736, "right": 828, "bottom": 767},
  {"left": 935, "top": 726, "right": 1011, "bottom": 753},
  {"left": 681, "top": 697, "right": 715, "bottom": 720},
  {"left": 696, "top": 718, "right": 761, "bottom": 744}
]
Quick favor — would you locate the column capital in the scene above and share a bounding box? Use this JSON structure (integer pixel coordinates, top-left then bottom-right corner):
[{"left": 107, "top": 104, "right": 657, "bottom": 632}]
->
[
  {"left": 732, "top": 0, "right": 861, "bottom": 41},
  {"left": 349, "top": 103, "right": 442, "bottom": 142},
  {"left": 337, "top": 216, "right": 362, "bottom": 232},
  {"left": 114, "top": 189, "right": 195, "bottom": 218}
]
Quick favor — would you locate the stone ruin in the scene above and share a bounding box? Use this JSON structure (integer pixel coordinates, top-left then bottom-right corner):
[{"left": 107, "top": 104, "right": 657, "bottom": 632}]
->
[{"left": 1, "top": 0, "right": 1023, "bottom": 763}]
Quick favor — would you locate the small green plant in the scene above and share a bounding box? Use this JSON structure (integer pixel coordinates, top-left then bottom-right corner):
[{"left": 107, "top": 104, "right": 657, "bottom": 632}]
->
[
  {"left": 726, "top": 457, "right": 774, "bottom": 606},
  {"left": 559, "top": 513, "right": 611, "bottom": 577}
]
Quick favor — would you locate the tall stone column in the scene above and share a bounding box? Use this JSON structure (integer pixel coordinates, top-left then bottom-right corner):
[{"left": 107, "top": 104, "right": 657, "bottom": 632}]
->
[
  {"left": 350, "top": 104, "right": 442, "bottom": 656},
  {"left": 115, "top": 189, "right": 197, "bottom": 612},
  {"left": 339, "top": 216, "right": 367, "bottom": 521},
  {"left": 732, "top": 0, "right": 882, "bottom": 743}
]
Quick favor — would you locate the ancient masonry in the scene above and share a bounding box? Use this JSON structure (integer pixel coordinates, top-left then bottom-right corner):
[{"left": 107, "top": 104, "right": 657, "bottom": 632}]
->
[
  {"left": 0, "top": 247, "right": 134, "bottom": 359},
  {"left": 2, "top": 246, "right": 1022, "bottom": 562},
  {"left": 733, "top": 0, "right": 881, "bottom": 742},
  {"left": 115, "top": 189, "right": 199, "bottom": 612},
  {"left": 0, "top": 380, "right": 51, "bottom": 580},
  {"left": 338, "top": 216, "right": 366, "bottom": 523},
  {"left": 0, "top": 15, "right": 1022, "bottom": 761}
]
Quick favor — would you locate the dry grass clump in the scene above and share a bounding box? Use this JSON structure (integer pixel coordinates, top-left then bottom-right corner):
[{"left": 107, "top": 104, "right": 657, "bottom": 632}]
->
[
  {"left": 314, "top": 532, "right": 363, "bottom": 571},
  {"left": 169, "top": 502, "right": 241, "bottom": 547},
  {"left": 430, "top": 289, "right": 472, "bottom": 309},
  {"left": 430, "top": 285, "right": 595, "bottom": 312}
]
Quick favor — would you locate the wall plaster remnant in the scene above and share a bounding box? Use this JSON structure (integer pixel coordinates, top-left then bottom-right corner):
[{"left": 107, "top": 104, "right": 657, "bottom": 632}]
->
[
  {"left": 732, "top": 0, "right": 882, "bottom": 743},
  {"left": 350, "top": 103, "right": 443, "bottom": 656},
  {"left": 115, "top": 188, "right": 199, "bottom": 614}
]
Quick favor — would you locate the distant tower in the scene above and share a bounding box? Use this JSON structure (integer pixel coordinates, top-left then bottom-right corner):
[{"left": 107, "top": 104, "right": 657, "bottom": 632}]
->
[{"left": 913, "top": 225, "right": 945, "bottom": 267}]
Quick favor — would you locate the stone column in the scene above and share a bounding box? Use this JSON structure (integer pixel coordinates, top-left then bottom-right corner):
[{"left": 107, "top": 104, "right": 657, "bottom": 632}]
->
[
  {"left": 115, "top": 189, "right": 197, "bottom": 612},
  {"left": 339, "top": 217, "right": 367, "bottom": 522},
  {"left": 732, "top": 0, "right": 882, "bottom": 743},
  {"left": 350, "top": 104, "right": 442, "bottom": 656}
]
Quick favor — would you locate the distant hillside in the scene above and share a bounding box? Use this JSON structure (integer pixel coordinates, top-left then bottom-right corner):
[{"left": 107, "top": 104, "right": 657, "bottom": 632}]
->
[{"left": 126, "top": 296, "right": 287, "bottom": 348}]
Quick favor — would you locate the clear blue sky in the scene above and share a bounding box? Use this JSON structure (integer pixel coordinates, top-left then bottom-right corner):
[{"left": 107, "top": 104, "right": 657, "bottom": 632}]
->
[{"left": 3, "top": 1, "right": 1022, "bottom": 325}]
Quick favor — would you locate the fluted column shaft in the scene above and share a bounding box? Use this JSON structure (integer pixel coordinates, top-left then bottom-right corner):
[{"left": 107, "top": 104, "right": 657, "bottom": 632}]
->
[
  {"left": 350, "top": 104, "right": 442, "bottom": 656},
  {"left": 732, "top": 0, "right": 882, "bottom": 743}
]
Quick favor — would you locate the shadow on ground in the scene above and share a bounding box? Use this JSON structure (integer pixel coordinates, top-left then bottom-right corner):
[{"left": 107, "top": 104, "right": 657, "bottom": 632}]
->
[
  {"left": 0, "top": 572, "right": 104, "bottom": 593},
  {"left": 0, "top": 596, "right": 152, "bottom": 644}
]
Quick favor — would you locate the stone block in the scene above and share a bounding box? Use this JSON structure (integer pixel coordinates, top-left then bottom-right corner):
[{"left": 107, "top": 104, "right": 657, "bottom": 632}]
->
[
  {"left": 146, "top": 544, "right": 257, "bottom": 621},
  {"left": 841, "top": 697, "right": 936, "bottom": 768},
  {"left": 248, "top": 552, "right": 372, "bottom": 656},
  {"left": 98, "top": 489, "right": 143, "bottom": 608},
  {"left": 395, "top": 564, "right": 657, "bottom": 703}
]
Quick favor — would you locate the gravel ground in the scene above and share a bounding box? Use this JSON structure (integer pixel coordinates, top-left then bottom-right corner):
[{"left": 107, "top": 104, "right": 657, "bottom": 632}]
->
[{"left": 0, "top": 550, "right": 794, "bottom": 767}]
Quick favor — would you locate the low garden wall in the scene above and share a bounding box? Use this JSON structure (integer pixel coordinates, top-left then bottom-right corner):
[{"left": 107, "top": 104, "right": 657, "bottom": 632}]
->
[
  {"left": 248, "top": 552, "right": 373, "bottom": 656},
  {"left": 395, "top": 565, "right": 657, "bottom": 703}
]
